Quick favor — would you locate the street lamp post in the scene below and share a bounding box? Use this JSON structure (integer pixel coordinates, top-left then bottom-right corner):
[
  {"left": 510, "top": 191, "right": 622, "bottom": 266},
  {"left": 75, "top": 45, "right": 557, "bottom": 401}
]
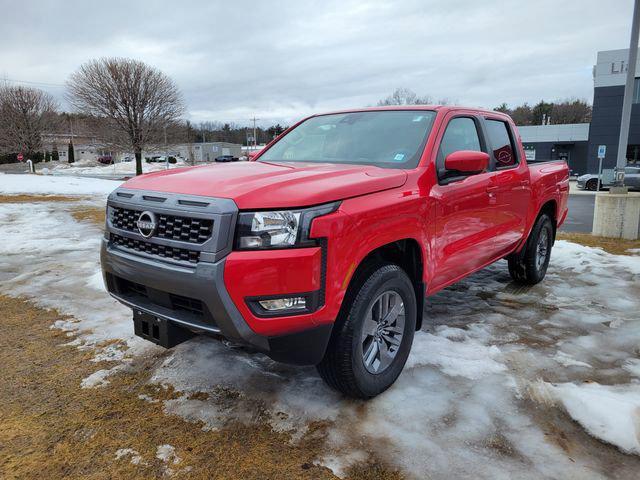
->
[{"left": 615, "top": 0, "right": 640, "bottom": 189}]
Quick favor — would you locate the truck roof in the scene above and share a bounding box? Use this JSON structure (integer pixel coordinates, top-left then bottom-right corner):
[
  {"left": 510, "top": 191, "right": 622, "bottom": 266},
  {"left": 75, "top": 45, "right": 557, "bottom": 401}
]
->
[{"left": 312, "top": 105, "right": 507, "bottom": 117}]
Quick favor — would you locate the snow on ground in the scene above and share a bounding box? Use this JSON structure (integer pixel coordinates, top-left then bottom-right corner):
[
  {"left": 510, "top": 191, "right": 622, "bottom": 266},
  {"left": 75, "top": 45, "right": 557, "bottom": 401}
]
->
[
  {"left": 1, "top": 183, "right": 640, "bottom": 479},
  {"left": 529, "top": 380, "right": 640, "bottom": 455},
  {"left": 0, "top": 172, "right": 122, "bottom": 196},
  {"left": 43, "top": 158, "right": 187, "bottom": 176}
]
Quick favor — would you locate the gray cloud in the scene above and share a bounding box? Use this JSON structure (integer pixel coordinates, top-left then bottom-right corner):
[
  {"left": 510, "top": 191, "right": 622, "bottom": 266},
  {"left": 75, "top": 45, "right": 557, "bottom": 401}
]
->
[{"left": 0, "top": 0, "right": 633, "bottom": 126}]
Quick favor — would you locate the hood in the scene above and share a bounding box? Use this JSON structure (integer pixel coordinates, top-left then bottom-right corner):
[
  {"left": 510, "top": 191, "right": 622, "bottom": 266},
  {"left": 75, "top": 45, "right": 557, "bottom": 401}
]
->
[{"left": 122, "top": 161, "right": 408, "bottom": 209}]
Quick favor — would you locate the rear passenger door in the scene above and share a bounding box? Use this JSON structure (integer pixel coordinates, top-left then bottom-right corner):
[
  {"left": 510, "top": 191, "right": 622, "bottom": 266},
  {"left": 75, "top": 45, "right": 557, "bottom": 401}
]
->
[
  {"left": 482, "top": 117, "right": 531, "bottom": 253},
  {"left": 430, "top": 114, "right": 502, "bottom": 290}
]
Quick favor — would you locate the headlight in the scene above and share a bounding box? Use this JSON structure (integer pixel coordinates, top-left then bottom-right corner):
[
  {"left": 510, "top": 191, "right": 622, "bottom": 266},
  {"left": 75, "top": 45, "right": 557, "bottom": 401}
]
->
[{"left": 235, "top": 202, "right": 339, "bottom": 249}]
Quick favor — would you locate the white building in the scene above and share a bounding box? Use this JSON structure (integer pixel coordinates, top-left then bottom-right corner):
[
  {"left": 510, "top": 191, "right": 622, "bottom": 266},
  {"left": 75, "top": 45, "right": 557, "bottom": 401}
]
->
[{"left": 172, "top": 142, "right": 242, "bottom": 162}]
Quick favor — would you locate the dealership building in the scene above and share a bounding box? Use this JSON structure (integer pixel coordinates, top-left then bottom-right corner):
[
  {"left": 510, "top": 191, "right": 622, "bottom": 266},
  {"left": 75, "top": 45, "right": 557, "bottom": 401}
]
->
[{"left": 520, "top": 47, "right": 640, "bottom": 175}]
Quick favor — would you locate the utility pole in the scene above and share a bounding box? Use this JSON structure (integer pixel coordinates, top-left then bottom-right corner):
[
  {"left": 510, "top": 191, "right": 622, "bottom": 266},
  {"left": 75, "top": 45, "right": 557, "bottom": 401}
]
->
[
  {"left": 615, "top": 0, "right": 640, "bottom": 188},
  {"left": 251, "top": 116, "right": 259, "bottom": 150}
]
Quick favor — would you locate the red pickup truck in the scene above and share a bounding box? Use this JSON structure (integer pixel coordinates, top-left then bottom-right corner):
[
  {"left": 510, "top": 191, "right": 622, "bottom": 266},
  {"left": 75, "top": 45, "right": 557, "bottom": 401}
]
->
[{"left": 101, "top": 106, "right": 569, "bottom": 398}]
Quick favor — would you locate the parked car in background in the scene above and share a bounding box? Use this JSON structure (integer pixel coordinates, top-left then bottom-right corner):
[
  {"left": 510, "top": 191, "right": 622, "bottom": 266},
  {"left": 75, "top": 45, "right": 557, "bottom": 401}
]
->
[
  {"left": 577, "top": 166, "right": 640, "bottom": 190},
  {"left": 146, "top": 156, "right": 178, "bottom": 164},
  {"left": 102, "top": 106, "right": 569, "bottom": 399},
  {"left": 97, "top": 155, "right": 113, "bottom": 165},
  {"left": 215, "top": 155, "right": 238, "bottom": 162}
]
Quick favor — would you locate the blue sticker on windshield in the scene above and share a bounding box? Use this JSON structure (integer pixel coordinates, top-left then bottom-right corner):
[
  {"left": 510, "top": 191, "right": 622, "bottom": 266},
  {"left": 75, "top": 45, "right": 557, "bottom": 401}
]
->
[{"left": 393, "top": 153, "right": 405, "bottom": 162}]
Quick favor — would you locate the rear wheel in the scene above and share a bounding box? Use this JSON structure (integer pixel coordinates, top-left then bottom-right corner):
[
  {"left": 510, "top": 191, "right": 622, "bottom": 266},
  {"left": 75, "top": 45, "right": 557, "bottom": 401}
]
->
[
  {"left": 508, "top": 214, "right": 554, "bottom": 285},
  {"left": 317, "top": 263, "right": 416, "bottom": 399},
  {"left": 586, "top": 178, "right": 599, "bottom": 191}
]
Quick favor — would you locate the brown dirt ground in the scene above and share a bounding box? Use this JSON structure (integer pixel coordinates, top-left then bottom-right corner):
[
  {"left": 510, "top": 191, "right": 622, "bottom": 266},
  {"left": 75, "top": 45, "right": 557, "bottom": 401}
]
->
[
  {"left": 0, "top": 194, "right": 85, "bottom": 204},
  {"left": 0, "top": 295, "right": 401, "bottom": 480},
  {"left": 556, "top": 232, "right": 640, "bottom": 256},
  {"left": 71, "top": 206, "right": 106, "bottom": 226}
]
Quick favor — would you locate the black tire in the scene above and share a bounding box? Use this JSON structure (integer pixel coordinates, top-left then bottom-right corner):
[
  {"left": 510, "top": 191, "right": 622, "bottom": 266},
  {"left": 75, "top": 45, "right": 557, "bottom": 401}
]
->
[
  {"left": 508, "top": 214, "right": 554, "bottom": 285},
  {"left": 316, "top": 262, "right": 417, "bottom": 399},
  {"left": 586, "top": 179, "right": 599, "bottom": 191}
]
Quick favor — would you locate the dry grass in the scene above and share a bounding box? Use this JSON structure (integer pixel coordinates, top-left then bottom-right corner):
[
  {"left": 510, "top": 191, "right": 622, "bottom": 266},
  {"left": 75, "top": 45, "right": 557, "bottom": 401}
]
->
[
  {"left": 557, "top": 232, "right": 640, "bottom": 256},
  {"left": 0, "top": 295, "right": 401, "bottom": 480},
  {"left": 0, "top": 194, "right": 85, "bottom": 203},
  {"left": 0, "top": 194, "right": 105, "bottom": 227},
  {"left": 71, "top": 206, "right": 106, "bottom": 226}
]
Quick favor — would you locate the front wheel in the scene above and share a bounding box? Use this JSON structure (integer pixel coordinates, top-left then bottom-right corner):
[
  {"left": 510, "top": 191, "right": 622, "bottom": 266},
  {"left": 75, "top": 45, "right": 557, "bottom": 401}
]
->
[
  {"left": 586, "top": 179, "right": 599, "bottom": 191},
  {"left": 508, "top": 214, "right": 554, "bottom": 285},
  {"left": 317, "top": 263, "right": 416, "bottom": 399}
]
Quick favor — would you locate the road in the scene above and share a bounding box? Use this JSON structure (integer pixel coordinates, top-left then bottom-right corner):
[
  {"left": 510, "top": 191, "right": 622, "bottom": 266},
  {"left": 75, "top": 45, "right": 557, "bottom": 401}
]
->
[{"left": 562, "top": 195, "right": 595, "bottom": 233}]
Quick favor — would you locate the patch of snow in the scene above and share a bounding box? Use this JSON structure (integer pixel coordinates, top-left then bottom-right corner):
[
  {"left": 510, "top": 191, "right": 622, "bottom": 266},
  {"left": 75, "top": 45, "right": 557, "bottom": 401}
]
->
[
  {"left": 0, "top": 173, "right": 121, "bottom": 196},
  {"left": 115, "top": 448, "right": 144, "bottom": 465},
  {"left": 529, "top": 380, "right": 640, "bottom": 455},
  {"left": 138, "top": 394, "right": 159, "bottom": 403},
  {"left": 49, "top": 159, "right": 187, "bottom": 176},
  {"left": 156, "top": 444, "right": 181, "bottom": 464},
  {"left": 81, "top": 365, "right": 124, "bottom": 388},
  {"left": 553, "top": 351, "right": 593, "bottom": 369},
  {"left": 406, "top": 327, "right": 507, "bottom": 379},
  {"left": 87, "top": 270, "right": 105, "bottom": 291},
  {"left": 623, "top": 359, "right": 640, "bottom": 378},
  {"left": 315, "top": 450, "right": 368, "bottom": 478}
]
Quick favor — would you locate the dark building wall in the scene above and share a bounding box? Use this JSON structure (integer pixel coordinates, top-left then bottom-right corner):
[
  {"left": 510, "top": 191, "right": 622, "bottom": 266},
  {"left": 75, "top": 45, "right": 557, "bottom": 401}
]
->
[
  {"left": 587, "top": 85, "right": 640, "bottom": 172},
  {"left": 522, "top": 141, "right": 589, "bottom": 175}
]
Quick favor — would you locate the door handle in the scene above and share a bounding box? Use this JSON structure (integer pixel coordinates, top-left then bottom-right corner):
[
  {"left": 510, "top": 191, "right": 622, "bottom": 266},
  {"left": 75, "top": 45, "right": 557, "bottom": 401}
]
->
[
  {"left": 486, "top": 185, "right": 499, "bottom": 193},
  {"left": 520, "top": 179, "right": 530, "bottom": 186}
]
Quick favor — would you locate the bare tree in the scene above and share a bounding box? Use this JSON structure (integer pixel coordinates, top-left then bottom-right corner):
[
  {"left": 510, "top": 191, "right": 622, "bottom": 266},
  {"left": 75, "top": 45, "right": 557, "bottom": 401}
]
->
[
  {"left": 0, "top": 85, "right": 57, "bottom": 158},
  {"left": 66, "top": 58, "right": 185, "bottom": 175},
  {"left": 377, "top": 87, "right": 432, "bottom": 106}
]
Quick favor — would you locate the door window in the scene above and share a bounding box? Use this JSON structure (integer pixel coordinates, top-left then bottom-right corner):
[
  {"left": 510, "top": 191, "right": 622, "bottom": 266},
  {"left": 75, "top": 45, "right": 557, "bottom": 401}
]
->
[
  {"left": 485, "top": 119, "right": 517, "bottom": 168},
  {"left": 437, "top": 117, "right": 482, "bottom": 179}
]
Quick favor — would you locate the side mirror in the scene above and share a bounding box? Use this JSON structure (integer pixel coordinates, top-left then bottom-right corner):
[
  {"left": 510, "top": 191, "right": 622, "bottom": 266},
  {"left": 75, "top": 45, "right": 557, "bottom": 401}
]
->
[{"left": 444, "top": 150, "right": 489, "bottom": 174}]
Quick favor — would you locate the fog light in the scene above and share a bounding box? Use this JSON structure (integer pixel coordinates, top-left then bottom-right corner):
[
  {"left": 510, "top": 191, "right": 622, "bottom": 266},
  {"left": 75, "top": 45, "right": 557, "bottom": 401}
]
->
[{"left": 258, "top": 297, "right": 307, "bottom": 311}]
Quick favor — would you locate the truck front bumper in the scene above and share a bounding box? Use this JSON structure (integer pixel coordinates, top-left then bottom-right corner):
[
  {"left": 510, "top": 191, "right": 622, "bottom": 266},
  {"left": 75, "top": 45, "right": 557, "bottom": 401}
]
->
[{"left": 101, "top": 239, "right": 333, "bottom": 365}]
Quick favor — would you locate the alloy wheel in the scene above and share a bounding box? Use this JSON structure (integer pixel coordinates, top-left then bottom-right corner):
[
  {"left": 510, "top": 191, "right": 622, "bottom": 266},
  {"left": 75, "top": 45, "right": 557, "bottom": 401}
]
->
[{"left": 361, "top": 291, "right": 405, "bottom": 374}]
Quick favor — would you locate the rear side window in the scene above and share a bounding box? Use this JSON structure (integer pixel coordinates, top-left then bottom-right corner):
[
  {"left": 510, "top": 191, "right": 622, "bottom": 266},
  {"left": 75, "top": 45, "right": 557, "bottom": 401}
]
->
[
  {"left": 437, "top": 117, "right": 482, "bottom": 177},
  {"left": 485, "top": 120, "right": 517, "bottom": 168}
]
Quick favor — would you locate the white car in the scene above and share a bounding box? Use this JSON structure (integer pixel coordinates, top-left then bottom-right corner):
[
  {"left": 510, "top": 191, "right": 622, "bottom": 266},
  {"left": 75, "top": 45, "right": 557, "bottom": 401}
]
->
[{"left": 577, "top": 167, "right": 640, "bottom": 191}]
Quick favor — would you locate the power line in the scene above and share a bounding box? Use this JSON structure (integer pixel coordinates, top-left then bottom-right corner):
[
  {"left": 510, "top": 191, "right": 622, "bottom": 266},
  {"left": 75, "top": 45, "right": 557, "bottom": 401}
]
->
[{"left": 1, "top": 77, "right": 66, "bottom": 88}]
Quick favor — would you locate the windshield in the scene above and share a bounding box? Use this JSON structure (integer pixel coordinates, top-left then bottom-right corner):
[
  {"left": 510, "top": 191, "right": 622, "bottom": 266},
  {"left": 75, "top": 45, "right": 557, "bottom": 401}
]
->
[{"left": 259, "top": 110, "right": 437, "bottom": 169}]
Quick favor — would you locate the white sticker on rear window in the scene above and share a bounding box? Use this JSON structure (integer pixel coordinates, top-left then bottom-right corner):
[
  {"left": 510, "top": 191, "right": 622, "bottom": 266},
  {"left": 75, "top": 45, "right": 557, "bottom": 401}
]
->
[{"left": 393, "top": 153, "right": 405, "bottom": 161}]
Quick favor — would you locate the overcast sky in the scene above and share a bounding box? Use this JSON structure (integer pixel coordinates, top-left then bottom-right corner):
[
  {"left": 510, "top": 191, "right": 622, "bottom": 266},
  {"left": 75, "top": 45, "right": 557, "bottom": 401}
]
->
[{"left": 0, "top": 0, "right": 634, "bottom": 126}]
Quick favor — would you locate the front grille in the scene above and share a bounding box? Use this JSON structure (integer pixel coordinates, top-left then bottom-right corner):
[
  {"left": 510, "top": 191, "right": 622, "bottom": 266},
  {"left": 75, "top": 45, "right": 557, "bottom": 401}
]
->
[
  {"left": 111, "top": 233, "right": 200, "bottom": 264},
  {"left": 111, "top": 206, "right": 214, "bottom": 244}
]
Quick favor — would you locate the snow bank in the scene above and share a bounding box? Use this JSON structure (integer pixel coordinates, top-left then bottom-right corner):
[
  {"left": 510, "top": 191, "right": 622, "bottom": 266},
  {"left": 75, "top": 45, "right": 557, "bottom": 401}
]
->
[
  {"left": 49, "top": 159, "right": 187, "bottom": 176},
  {"left": 530, "top": 380, "right": 640, "bottom": 455},
  {"left": 0, "top": 173, "right": 121, "bottom": 196}
]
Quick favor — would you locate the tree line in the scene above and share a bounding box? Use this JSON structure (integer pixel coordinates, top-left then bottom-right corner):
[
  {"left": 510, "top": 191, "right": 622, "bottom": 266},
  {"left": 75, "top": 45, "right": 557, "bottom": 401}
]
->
[{"left": 493, "top": 99, "right": 592, "bottom": 125}]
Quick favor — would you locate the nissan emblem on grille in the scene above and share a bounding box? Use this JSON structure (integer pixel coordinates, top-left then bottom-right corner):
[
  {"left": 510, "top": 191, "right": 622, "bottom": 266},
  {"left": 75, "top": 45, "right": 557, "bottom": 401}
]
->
[{"left": 136, "top": 211, "right": 157, "bottom": 238}]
